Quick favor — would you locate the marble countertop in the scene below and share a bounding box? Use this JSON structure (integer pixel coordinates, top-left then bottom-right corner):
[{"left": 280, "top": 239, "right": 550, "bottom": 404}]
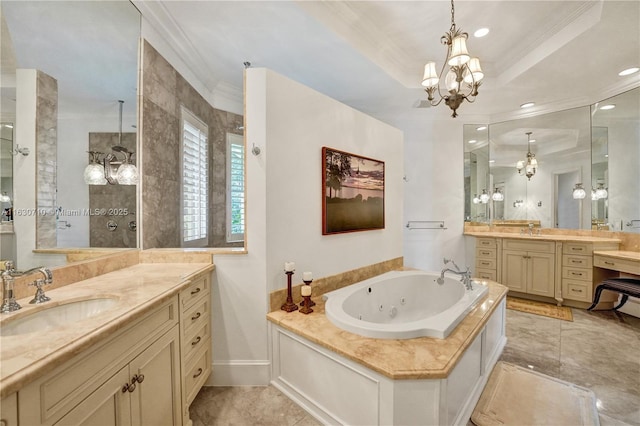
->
[
  {"left": 0, "top": 262, "right": 214, "bottom": 398},
  {"left": 593, "top": 250, "right": 640, "bottom": 262},
  {"left": 464, "top": 231, "right": 621, "bottom": 243},
  {"left": 267, "top": 280, "right": 508, "bottom": 380}
]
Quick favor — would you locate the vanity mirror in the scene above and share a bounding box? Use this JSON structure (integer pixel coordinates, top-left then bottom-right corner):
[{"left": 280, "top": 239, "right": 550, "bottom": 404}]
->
[
  {"left": 463, "top": 124, "right": 489, "bottom": 223},
  {"left": 1, "top": 1, "right": 140, "bottom": 260},
  {"left": 464, "top": 86, "right": 640, "bottom": 234}
]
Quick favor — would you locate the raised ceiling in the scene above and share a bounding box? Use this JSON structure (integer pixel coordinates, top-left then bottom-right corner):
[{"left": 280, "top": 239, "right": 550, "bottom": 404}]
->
[{"left": 135, "top": 0, "right": 640, "bottom": 122}]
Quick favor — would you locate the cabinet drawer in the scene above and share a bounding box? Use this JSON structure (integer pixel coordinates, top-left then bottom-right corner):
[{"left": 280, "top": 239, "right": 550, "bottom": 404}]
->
[
  {"left": 563, "top": 255, "right": 592, "bottom": 269},
  {"left": 562, "top": 279, "right": 592, "bottom": 302},
  {"left": 182, "top": 297, "right": 209, "bottom": 337},
  {"left": 594, "top": 255, "right": 640, "bottom": 275},
  {"left": 476, "top": 258, "right": 497, "bottom": 270},
  {"left": 475, "top": 268, "right": 496, "bottom": 281},
  {"left": 563, "top": 243, "right": 592, "bottom": 255},
  {"left": 184, "top": 345, "right": 211, "bottom": 406},
  {"left": 476, "top": 248, "right": 497, "bottom": 259},
  {"left": 183, "top": 322, "right": 210, "bottom": 363},
  {"left": 503, "top": 239, "right": 555, "bottom": 253},
  {"left": 180, "top": 275, "right": 209, "bottom": 309},
  {"left": 563, "top": 267, "right": 592, "bottom": 282},
  {"left": 477, "top": 238, "right": 497, "bottom": 248}
]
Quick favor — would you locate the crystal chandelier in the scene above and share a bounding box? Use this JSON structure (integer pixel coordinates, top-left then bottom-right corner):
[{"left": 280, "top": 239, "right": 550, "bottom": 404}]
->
[
  {"left": 421, "top": 0, "right": 483, "bottom": 118},
  {"left": 516, "top": 132, "right": 537, "bottom": 180}
]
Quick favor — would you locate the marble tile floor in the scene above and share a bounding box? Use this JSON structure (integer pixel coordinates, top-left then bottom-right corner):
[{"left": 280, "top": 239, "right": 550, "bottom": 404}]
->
[{"left": 190, "top": 308, "right": 640, "bottom": 425}]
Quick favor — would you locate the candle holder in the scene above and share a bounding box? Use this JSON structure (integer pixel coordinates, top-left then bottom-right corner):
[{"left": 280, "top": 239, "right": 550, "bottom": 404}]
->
[
  {"left": 300, "top": 279, "right": 316, "bottom": 307},
  {"left": 299, "top": 295, "right": 313, "bottom": 314},
  {"left": 281, "top": 270, "right": 298, "bottom": 312}
]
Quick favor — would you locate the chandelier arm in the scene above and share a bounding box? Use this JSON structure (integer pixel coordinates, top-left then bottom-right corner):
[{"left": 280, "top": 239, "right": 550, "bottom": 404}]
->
[{"left": 435, "top": 51, "right": 450, "bottom": 100}]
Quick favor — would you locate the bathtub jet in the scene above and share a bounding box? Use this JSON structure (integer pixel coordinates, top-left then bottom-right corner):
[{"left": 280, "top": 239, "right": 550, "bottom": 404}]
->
[{"left": 323, "top": 270, "right": 488, "bottom": 339}]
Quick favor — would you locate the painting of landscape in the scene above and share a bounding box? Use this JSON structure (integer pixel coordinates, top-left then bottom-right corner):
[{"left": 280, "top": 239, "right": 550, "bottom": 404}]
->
[{"left": 322, "top": 147, "right": 385, "bottom": 234}]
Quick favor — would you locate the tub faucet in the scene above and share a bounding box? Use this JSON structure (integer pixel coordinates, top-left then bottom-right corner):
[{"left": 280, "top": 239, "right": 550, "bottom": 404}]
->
[{"left": 437, "top": 259, "right": 473, "bottom": 290}]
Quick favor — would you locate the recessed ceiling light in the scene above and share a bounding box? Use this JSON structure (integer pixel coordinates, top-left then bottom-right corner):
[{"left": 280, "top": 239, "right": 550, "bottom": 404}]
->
[
  {"left": 476, "top": 126, "right": 487, "bottom": 131},
  {"left": 520, "top": 102, "right": 535, "bottom": 108},
  {"left": 618, "top": 67, "right": 639, "bottom": 76},
  {"left": 600, "top": 104, "right": 616, "bottom": 110},
  {"left": 468, "top": 139, "right": 477, "bottom": 144},
  {"left": 474, "top": 28, "right": 490, "bottom": 38},
  {"left": 489, "top": 160, "right": 495, "bottom": 163}
]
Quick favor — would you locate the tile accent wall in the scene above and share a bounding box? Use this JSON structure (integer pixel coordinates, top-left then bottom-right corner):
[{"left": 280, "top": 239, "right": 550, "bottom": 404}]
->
[
  {"left": 269, "top": 257, "right": 404, "bottom": 312},
  {"left": 141, "top": 40, "right": 244, "bottom": 249},
  {"left": 35, "top": 70, "right": 57, "bottom": 248},
  {"left": 88, "top": 133, "right": 137, "bottom": 248}
]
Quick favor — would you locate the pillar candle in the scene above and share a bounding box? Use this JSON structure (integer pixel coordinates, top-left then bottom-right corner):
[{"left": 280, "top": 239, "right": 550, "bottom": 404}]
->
[
  {"left": 284, "top": 262, "right": 295, "bottom": 272},
  {"left": 301, "top": 285, "right": 312, "bottom": 297},
  {"left": 303, "top": 271, "right": 313, "bottom": 281}
]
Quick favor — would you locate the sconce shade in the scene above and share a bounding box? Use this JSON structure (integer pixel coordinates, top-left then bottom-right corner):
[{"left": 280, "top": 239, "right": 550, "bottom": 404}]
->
[
  {"left": 84, "top": 163, "right": 107, "bottom": 185},
  {"left": 595, "top": 184, "right": 608, "bottom": 199},
  {"left": 491, "top": 188, "right": 504, "bottom": 202},
  {"left": 516, "top": 160, "right": 524, "bottom": 172},
  {"left": 463, "top": 58, "right": 484, "bottom": 83},
  {"left": 572, "top": 183, "right": 586, "bottom": 199},
  {"left": 472, "top": 194, "right": 480, "bottom": 204},
  {"left": 116, "top": 163, "right": 138, "bottom": 185},
  {"left": 448, "top": 35, "right": 470, "bottom": 66},
  {"left": 591, "top": 189, "right": 598, "bottom": 201},
  {"left": 422, "top": 62, "right": 440, "bottom": 87}
]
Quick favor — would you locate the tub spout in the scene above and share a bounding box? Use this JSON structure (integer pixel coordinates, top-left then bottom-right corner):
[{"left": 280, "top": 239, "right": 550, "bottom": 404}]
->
[{"left": 438, "top": 260, "right": 473, "bottom": 290}]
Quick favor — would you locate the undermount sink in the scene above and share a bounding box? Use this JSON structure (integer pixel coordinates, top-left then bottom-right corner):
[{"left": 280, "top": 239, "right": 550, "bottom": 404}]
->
[{"left": 0, "top": 298, "right": 119, "bottom": 337}]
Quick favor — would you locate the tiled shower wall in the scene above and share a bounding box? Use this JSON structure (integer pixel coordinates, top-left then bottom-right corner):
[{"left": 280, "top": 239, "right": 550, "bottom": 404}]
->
[
  {"left": 141, "top": 40, "right": 243, "bottom": 249},
  {"left": 88, "top": 132, "right": 137, "bottom": 248},
  {"left": 36, "top": 70, "right": 57, "bottom": 248}
]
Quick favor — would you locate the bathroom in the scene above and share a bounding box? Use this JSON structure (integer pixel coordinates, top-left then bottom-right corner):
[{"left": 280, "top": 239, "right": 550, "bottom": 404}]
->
[{"left": 1, "top": 1, "right": 639, "bottom": 425}]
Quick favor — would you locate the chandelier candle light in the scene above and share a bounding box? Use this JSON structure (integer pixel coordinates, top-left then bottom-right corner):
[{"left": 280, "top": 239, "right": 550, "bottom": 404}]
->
[
  {"left": 421, "top": 0, "right": 484, "bottom": 117},
  {"left": 516, "top": 132, "right": 538, "bottom": 180}
]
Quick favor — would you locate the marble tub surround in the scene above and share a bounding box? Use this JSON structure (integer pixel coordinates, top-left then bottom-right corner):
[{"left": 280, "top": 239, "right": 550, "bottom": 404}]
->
[
  {"left": 268, "top": 257, "right": 403, "bottom": 312},
  {"left": 267, "top": 280, "right": 507, "bottom": 380},
  {"left": 0, "top": 261, "right": 214, "bottom": 398}
]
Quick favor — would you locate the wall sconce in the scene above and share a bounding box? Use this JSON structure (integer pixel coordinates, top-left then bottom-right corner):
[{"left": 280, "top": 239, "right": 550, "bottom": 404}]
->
[
  {"left": 0, "top": 192, "right": 11, "bottom": 203},
  {"left": 491, "top": 188, "right": 504, "bottom": 202},
  {"left": 84, "top": 148, "right": 138, "bottom": 185},
  {"left": 513, "top": 200, "right": 524, "bottom": 208},
  {"left": 479, "top": 189, "right": 490, "bottom": 204},
  {"left": 83, "top": 100, "right": 138, "bottom": 185},
  {"left": 572, "top": 183, "right": 586, "bottom": 199}
]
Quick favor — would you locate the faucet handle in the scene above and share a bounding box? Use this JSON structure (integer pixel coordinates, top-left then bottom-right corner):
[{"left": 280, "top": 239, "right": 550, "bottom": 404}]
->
[
  {"left": 29, "top": 279, "right": 51, "bottom": 304},
  {"left": 4, "top": 261, "right": 14, "bottom": 272}
]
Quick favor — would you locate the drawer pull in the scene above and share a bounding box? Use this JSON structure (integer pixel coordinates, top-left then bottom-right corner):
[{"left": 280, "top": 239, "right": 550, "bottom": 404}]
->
[
  {"left": 571, "top": 289, "right": 583, "bottom": 293},
  {"left": 571, "top": 260, "right": 582, "bottom": 264},
  {"left": 192, "top": 312, "right": 202, "bottom": 321},
  {"left": 571, "top": 247, "right": 583, "bottom": 251},
  {"left": 191, "top": 287, "right": 201, "bottom": 295},
  {"left": 604, "top": 261, "right": 615, "bottom": 266},
  {"left": 571, "top": 272, "right": 583, "bottom": 276},
  {"left": 481, "top": 251, "right": 490, "bottom": 255},
  {"left": 481, "top": 262, "right": 490, "bottom": 265},
  {"left": 133, "top": 374, "right": 144, "bottom": 384},
  {"left": 191, "top": 336, "right": 202, "bottom": 346},
  {"left": 481, "top": 241, "right": 491, "bottom": 245},
  {"left": 193, "top": 368, "right": 203, "bottom": 378}
]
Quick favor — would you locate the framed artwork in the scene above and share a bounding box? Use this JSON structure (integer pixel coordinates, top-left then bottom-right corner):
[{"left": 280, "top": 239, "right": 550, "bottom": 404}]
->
[{"left": 322, "top": 147, "right": 385, "bottom": 235}]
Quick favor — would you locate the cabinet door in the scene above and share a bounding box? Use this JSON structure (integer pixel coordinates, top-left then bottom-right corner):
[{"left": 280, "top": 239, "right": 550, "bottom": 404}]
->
[
  {"left": 502, "top": 250, "right": 528, "bottom": 292},
  {"left": 1, "top": 393, "right": 18, "bottom": 426},
  {"left": 527, "top": 252, "right": 555, "bottom": 297},
  {"left": 54, "top": 367, "right": 131, "bottom": 426},
  {"left": 130, "top": 326, "right": 182, "bottom": 426}
]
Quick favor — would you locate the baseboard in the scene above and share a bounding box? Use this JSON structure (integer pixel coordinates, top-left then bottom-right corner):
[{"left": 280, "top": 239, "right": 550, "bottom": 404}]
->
[{"left": 206, "top": 360, "right": 271, "bottom": 386}]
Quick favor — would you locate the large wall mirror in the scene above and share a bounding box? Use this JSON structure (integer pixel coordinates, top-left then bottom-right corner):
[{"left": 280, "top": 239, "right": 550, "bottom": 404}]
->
[
  {"left": 464, "top": 87, "right": 640, "bottom": 234},
  {"left": 1, "top": 1, "right": 140, "bottom": 259}
]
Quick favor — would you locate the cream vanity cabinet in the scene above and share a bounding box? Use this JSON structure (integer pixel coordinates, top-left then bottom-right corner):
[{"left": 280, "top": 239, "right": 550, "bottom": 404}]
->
[
  {"left": 1, "top": 393, "right": 18, "bottom": 426},
  {"left": 501, "top": 240, "right": 556, "bottom": 298},
  {"left": 178, "top": 274, "right": 212, "bottom": 424},
  {"left": 475, "top": 238, "right": 500, "bottom": 281},
  {"left": 18, "top": 297, "right": 182, "bottom": 426}
]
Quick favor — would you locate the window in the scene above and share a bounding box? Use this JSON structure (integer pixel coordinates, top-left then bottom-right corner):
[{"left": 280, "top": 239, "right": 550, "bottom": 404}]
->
[
  {"left": 181, "top": 107, "right": 208, "bottom": 247},
  {"left": 226, "top": 133, "right": 245, "bottom": 242}
]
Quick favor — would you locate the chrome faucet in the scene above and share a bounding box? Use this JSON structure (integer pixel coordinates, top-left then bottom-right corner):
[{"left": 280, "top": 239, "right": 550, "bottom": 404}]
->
[
  {"left": 528, "top": 222, "right": 534, "bottom": 236},
  {"left": 437, "top": 258, "right": 473, "bottom": 290},
  {"left": 1, "top": 262, "right": 54, "bottom": 312}
]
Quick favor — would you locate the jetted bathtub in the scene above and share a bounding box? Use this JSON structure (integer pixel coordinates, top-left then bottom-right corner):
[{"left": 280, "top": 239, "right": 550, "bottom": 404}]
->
[{"left": 323, "top": 270, "right": 488, "bottom": 339}]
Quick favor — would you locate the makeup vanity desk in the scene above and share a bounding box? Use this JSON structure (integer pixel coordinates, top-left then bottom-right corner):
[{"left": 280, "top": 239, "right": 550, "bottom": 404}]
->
[{"left": 466, "top": 231, "right": 639, "bottom": 309}]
